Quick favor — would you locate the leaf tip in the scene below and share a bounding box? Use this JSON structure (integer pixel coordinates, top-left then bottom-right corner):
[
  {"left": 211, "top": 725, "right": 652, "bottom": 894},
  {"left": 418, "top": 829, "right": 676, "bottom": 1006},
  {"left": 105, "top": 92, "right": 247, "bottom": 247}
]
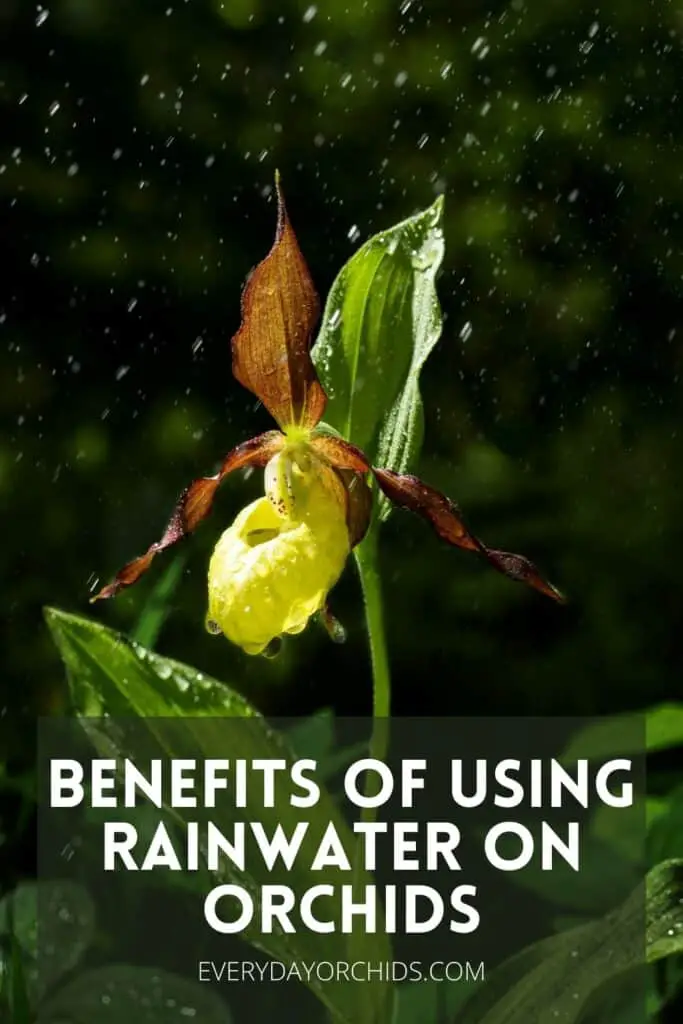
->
[
  {"left": 43, "top": 605, "right": 59, "bottom": 625},
  {"left": 43, "top": 605, "right": 69, "bottom": 647}
]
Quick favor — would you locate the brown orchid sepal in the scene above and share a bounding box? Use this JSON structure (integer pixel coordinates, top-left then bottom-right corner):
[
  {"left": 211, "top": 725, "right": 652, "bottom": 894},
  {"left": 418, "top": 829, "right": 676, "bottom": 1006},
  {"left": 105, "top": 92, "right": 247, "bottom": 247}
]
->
[
  {"left": 371, "top": 467, "right": 566, "bottom": 603},
  {"left": 93, "top": 177, "right": 564, "bottom": 657},
  {"left": 231, "top": 171, "right": 326, "bottom": 431},
  {"left": 299, "top": 435, "right": 564, "bottom": 604},
  {"left": 90, "top": 431, "right": 282, "bottom": 602}
]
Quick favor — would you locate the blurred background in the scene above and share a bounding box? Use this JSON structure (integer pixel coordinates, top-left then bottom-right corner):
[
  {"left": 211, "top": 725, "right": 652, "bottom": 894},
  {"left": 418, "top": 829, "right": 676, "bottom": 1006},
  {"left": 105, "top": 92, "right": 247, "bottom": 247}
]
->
[{"left": 1, "top": 0, "right": 682, "bottom": 893}]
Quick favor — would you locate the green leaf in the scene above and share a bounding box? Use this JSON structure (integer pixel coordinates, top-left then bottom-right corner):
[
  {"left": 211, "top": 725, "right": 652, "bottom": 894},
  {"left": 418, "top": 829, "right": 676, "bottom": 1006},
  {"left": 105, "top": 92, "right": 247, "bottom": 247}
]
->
[
  {"left": 576, "top": 966, "right": 656, "bottom": 1024},
  {"left": 0, "top": 881, "right": 95, "bottom": 1006},
  {"left": 45, "top": 606, "right": 258, "bottom": 720},
  {"left": 0, "top": 898, "right": 33, "bottom": 1023},
  {"left": 454, "top": 859, "right": 683, "bottom": 1024},
  {"left": 392, "top": 976, "right": 482, "bottom": 1024},
  {"left": 646, "top": 796, "right": 669, "bottom": 833},
  {"left": 132, "top": 552, "right": 187, "bottom": 650},
  {"left": 39, "top": 965, "right": 232, "bottom": 1023},
  {"left": 561, "top": 704, "right": 683, "bottom": 762},
  {"left": 646, "top": 859, "right": 683, "bottom": 962},
  {"left": 648, "top": 785, "right": 683, "bottom": 866},
  {"left": 501, "top": 830, "right": 641, "bottom": 915},
  {"left": 287, "top": 708, "right": 336, "bottom": 762},
  {"left": 8, "top": 933, "right": 31, "bottom": 1024},
  {"left": 287, "top": 711, "right": 367, "bottom": 783},
  {"left": 645, "top": 704, "right": 683, "bottom": 751},
  {"left": 45, "top": 607, "right": 393, "bottom": 1024},
  {"left": 589, "top": 802, "right": 645, "bottom": 868},
  {"left": 312, "top": 197, "right": 444, "bottom": 497}
]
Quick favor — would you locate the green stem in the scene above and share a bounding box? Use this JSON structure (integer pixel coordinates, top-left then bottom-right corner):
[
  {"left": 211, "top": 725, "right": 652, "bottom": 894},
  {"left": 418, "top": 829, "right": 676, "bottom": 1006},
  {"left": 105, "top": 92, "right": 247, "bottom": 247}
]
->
[
  {"left": 354, "top": 531, "right": 391, "bottom": 810},
  {"left": 351, "top": 531, "right": 394, "bottom": 1024}
]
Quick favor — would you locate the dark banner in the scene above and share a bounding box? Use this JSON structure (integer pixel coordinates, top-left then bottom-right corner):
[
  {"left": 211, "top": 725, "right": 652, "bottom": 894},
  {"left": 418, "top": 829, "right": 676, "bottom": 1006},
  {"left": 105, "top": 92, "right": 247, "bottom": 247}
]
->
[{"left": 35, "top": 715, "right": 647, "bottom": 1024}]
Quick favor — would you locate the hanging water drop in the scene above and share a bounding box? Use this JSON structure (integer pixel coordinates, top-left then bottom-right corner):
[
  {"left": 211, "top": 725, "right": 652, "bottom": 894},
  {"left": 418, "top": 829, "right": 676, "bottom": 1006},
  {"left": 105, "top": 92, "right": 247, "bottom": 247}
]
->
[{"left": 262, "top": 636, "right": 282, "bottom": 659}]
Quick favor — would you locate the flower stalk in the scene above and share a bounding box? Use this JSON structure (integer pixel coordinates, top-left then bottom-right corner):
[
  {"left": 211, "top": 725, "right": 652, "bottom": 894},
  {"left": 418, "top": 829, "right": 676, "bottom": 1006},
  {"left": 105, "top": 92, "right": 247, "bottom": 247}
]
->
[{"left": 355, "top": 531, "right": 391, "bottom": 778}]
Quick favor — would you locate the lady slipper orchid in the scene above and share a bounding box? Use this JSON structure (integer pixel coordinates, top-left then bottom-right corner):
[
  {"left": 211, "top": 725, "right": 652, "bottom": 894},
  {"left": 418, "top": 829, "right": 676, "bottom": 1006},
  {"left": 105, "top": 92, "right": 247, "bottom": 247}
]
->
[{"left": 93, "top": 177, "right": 564, "bottom": 654}]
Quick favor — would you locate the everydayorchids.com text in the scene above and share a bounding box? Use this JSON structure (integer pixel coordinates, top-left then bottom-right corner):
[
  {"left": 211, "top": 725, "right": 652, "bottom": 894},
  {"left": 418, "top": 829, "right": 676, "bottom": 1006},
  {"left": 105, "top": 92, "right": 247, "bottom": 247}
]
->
[{"left": 197, "top": 960, "right": 486, "bottom": 984}]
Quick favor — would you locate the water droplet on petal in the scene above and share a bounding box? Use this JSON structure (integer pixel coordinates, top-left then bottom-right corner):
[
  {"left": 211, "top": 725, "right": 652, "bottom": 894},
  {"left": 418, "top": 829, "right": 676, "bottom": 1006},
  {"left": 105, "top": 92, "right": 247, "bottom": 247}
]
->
[{"left": 262, "top": 637, "right": 282, "bottom": 659}]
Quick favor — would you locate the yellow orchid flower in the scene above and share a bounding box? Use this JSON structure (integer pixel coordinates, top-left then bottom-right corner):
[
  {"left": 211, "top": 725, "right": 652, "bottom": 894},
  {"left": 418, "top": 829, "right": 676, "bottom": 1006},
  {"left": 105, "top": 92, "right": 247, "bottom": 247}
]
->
[
  {"left": 206, "top": 450, "right": 350, "bottom": 655},
  {"left": 92, "top": 177, "right": 563, "bottom": 655}
]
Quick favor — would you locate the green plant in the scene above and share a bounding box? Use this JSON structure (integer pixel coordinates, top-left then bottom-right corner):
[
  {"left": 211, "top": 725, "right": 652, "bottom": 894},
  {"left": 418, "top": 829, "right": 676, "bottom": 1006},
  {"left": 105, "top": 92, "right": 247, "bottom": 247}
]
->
[{"left": 42, "top": 193, "right": 683, "bottom": 1024}]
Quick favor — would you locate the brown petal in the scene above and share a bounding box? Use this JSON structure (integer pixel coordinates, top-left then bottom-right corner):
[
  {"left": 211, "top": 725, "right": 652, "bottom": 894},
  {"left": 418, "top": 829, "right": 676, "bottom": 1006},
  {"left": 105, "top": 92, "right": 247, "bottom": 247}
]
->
[
  {"left": 310, "top": 434, "right": 372, "bottom": 548},
  {"left": 372, "top": 468, "right": 565, "bottom": 603},
  {"left": 311, "top": 433, "right": 370, "bottom": 473},
  {"left": 231, "top": 174, "right": 326, "bottom": 430},
  {"left": 335, "top": 469, "right": 373, "bottom": 549},
  {"left": 91, "top": 431, "right": 283, "bottom": 601}
]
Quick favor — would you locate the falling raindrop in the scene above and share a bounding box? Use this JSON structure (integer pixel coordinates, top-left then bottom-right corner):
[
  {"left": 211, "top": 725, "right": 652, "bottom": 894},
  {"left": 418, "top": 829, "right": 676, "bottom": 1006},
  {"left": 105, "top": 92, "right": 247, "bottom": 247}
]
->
[
  {"left": 471, "top": 37, "right": 490, "bottom": 59},
  {"left": 326, "top": 308, "right": 342, "bottom": 330}
]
